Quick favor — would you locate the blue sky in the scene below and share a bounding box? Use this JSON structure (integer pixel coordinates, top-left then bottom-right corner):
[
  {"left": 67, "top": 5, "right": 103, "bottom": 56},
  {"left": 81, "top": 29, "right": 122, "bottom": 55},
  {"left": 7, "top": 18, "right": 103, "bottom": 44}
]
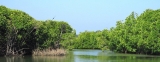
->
[{"left": 1, "top": 0, "right": 160, "bottom": 34}]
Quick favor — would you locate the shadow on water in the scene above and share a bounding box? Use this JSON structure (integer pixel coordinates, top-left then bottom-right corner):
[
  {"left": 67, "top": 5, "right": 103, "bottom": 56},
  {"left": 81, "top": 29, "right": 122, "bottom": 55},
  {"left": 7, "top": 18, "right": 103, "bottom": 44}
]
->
[
  {"left": 32, "top": 56, "right": 73, "bottom": 62},
  {"left": 73, "top": 49, "right": 160, "bottom": 62},
  {"left": 1, "top": 49, "right": 160, "bottom": 62},
  {"left": 0, "top": 56, "right": 26, "bottom": 62},
  {"left": 1, "top": 55, "right": 74, "bottom": 62}
]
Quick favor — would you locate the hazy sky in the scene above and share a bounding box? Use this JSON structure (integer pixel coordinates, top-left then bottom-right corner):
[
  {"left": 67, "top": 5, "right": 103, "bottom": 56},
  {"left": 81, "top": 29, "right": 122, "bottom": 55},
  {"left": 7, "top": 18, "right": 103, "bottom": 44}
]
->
[{"left": 1, "top": 0, "right": 160, "bottom": 34}]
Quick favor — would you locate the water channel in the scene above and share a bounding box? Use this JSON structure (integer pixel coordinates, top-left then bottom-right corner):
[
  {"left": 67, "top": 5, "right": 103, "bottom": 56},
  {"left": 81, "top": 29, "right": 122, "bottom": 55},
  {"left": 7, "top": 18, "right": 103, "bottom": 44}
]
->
[{"left": 0, "top": 49, "right": 160, "bottom": 62}]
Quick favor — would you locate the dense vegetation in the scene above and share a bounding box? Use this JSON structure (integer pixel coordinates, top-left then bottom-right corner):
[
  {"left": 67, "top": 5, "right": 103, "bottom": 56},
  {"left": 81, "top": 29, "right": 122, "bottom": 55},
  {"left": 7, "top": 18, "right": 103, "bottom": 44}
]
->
[
  {"left": 1, "top": 5, "right": 160, "bottom": 56},
  {"left": 0, "top": 6, "right": 74, "bottom": 56},
  {"left": 73, "top": 30, "right": 109, "bottom": 50},
  {"left": 73, "top": 9, "right": 160, "bottom": 55}
]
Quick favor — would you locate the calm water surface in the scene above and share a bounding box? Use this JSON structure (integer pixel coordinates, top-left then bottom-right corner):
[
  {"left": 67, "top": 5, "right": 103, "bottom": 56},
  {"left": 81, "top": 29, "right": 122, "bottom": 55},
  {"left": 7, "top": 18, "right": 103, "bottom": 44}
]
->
[{"left": 1, "top": 49, "right": 160, "bottom": 62}]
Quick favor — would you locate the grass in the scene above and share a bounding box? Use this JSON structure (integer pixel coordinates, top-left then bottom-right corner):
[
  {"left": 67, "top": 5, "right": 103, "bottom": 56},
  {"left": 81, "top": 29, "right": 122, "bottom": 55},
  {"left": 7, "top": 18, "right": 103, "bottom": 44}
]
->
[{"left": 32, "top": 48, "right": 66, "bottom": 56}]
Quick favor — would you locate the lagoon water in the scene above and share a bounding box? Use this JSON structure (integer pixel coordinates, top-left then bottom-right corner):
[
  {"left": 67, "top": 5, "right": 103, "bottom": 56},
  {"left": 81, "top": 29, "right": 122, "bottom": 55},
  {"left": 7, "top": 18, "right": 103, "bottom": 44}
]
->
[{"left": 0, "top": 49, "right": 160, "bottom": 62}]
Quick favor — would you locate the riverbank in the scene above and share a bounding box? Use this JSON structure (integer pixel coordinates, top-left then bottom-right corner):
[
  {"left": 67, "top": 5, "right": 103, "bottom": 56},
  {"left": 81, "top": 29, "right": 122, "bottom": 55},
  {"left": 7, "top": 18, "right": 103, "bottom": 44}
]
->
[{"left": 32, "top": 49, "right": 66, "bottom": 56}]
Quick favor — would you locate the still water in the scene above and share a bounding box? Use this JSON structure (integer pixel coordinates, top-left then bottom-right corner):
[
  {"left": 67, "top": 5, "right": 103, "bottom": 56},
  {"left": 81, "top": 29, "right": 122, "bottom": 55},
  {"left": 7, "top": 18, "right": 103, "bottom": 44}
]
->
[{"left": 1, "top": 49, "right": 160, "bottom": 62}]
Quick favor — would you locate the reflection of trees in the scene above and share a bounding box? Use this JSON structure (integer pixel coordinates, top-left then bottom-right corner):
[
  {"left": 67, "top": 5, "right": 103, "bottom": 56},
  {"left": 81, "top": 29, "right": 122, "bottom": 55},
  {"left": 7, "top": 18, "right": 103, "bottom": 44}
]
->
[
  {"left": 97, "top": 51, "right": 160, "bottom": 62},
  {"left": 33, "top": 56, "right": 66, "bottom": 62},
  {"left": 3, "top": 51, "right": 74, "bottom": 62},
  {"left": 4, "top": 55, "right": 74, "bottom": 62},
  {"left": 5, "top": 56, "right": 24, "bottom": 62},
  {"left": 32, "top": 54, "right": 74, "bottom": 62},
  {"left": 76, "top": 50, "right": 159, "bottom": 62},
  {"left": 3, "top": 51, "right": 160, "bottom": 62},
  {"left": 77, "top": 55, "right": 98, "bottom": 59}
]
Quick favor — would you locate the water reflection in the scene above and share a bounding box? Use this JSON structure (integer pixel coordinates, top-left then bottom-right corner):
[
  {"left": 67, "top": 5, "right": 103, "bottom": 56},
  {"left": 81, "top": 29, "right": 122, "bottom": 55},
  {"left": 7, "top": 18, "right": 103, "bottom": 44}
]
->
[
  {"left": 73, "top": 49, "right": 160, "bottom": 62},
  {"left": 3, "top": 56, "right": 26, "bottom": 62},
  {"left": 1, "top": 49, "right": 160, "bottom": 62},
  {"left": 3, "top": 55, "right": 73, "bottom": 62},
  {"left": 32, "top": 56, "right": 70, "bottom": 62}
]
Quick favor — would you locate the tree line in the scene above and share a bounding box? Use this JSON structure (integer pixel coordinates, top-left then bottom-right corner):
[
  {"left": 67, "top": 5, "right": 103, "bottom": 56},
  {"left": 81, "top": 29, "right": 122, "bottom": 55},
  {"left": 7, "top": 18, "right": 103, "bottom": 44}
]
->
[
  {"left": 1, "top": 5, "right": 160, "bottom": 56},
  {"left": 73, "top": 9, "right": 160, "bottom": 55},
  {"left": 0, "top": 6, "right": 74, "bottom": 56}
]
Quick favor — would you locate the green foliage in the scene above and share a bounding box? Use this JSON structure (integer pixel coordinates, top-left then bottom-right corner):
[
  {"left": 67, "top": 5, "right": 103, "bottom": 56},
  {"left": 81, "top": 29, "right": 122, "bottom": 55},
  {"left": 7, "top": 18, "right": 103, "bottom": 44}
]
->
[
  {"left": 1, "top": 5, "right": 160, "bottom": 55},
  {"left": 60, "top": 29, "right": 76, "bottom": 50},
  {"left": 35, "top": 20, "right": 74, "bottom": 48},
  {"left": 0, "top": 5, "right": 74, "bottom": 55},
  {"left": 74, "top": 30, "right": 109, "bottom": 50},
  {"left": 107, "top": 9, "right": 160, "bottom": 55},
  {"left": 72, "top": 9, "right": 160, "bottom": 55},
  {"left": 0, "top": 5, "right": 36, "bottom": 55}
]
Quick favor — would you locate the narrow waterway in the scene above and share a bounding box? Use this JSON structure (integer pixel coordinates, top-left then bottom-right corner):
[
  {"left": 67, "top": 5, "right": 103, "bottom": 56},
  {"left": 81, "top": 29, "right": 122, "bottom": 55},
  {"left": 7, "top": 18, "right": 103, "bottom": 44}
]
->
[{"left": 0, "top": 49, "right": 160, "bottom": 62}]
